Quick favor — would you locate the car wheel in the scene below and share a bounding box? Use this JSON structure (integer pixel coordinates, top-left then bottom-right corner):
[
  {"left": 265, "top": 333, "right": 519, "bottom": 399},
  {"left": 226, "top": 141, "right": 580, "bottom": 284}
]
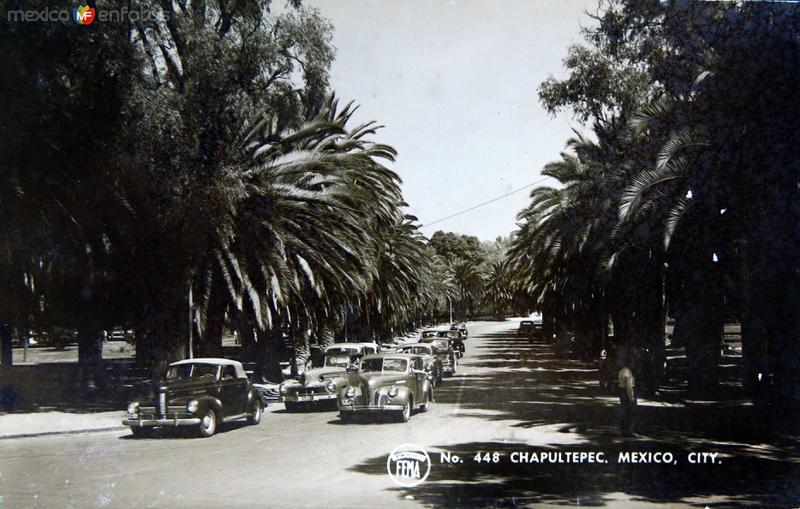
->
[
  {"left": 198, "top": 410, "right": 217, "bottom": 438},
  {"left": 284, "top": 401, "right": 300, "bottom": 412},
  {"left": 399, "top": 401, "right": 411, "bottom": 422},
  {"left": 248, "top": 400, "right": 262, "bottom": 425},
  {"left": 339, "top": 412, "right": 353, "bottom": 423},
  {"left": 130, "top": 426, "right": 151, "bottom": 438}
]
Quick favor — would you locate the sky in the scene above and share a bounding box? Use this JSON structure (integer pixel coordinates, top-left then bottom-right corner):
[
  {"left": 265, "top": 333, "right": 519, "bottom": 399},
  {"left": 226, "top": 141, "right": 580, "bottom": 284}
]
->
[{"left": 305, "top": 0, "right": 597, "bottom": 241}]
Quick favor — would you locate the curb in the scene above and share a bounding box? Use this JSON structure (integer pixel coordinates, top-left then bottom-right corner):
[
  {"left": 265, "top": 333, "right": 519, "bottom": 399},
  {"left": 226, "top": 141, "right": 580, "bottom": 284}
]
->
[{"left": 0, "top": 425, "right": 127, "bottom": 440}]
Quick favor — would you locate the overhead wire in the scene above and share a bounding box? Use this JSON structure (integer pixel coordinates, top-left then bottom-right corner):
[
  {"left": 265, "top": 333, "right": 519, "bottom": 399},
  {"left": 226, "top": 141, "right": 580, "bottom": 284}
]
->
[{"left": 419, "top": 176, "right": 552, "bottom": 229}]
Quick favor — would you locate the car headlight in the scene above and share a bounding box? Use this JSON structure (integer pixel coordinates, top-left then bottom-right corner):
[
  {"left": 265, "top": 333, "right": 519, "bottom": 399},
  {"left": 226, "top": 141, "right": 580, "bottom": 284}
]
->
[
  {"left": 186, "top": 400, "right": 199, "bottom": 413},
  {"left": 279, "top": 383, "right": 287, "bottom": 395},
  {"left": 127, "top": 402, "right": 139, "bottom": 414},
  {"left": 388, "top": 385, "right": 399, "bottom": 398},
  {"left": 326, "top": 380, "right": 336, "bottom": 393},
  {"left": 345, "top": 387, "right": 356, "bottom": 398}
]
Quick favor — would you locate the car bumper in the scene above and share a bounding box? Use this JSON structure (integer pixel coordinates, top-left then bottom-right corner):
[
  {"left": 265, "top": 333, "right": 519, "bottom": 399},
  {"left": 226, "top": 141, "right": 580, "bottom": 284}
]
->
[
  {"left": 123, "top": 416, "right": 201, "bottom": 427},
  {"left": 339, "top": 404, "right": 405, "bottom": 413},
  {"left": 281, "top": 393, "right": 336, "bottom": 403}
]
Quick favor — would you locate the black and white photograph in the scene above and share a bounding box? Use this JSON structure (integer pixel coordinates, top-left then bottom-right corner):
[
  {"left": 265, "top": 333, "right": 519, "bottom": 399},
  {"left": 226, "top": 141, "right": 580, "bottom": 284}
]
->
[{"left": 1, "top": 0, "right": 799, "bottom": 507}]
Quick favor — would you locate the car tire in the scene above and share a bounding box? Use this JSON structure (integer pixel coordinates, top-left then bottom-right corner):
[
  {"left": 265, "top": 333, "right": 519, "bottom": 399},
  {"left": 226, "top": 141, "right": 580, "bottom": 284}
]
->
[
  {"left": 248, "top": 400, "right": 262, "bottom": 425},
  {"left": 130, "top": 426, "right": 150, "bottom": 438},
  {"left": 399, "top": 401, "right": 411, "bottom": 422},
  {"left": 198, "top": 409, "right": 217, "bottom": 438},
  {"left": 284, "top": 401, "right": 300, "bottom": 412},
  {"left": 339, "top": 412, "right": 353, "bottom": 423}
]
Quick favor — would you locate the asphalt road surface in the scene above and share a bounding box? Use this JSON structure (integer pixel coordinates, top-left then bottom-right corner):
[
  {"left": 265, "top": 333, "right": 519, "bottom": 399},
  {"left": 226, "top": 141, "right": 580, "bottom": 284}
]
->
[{"left": 1, "top": 319, "right": 797, "bottom": 508}]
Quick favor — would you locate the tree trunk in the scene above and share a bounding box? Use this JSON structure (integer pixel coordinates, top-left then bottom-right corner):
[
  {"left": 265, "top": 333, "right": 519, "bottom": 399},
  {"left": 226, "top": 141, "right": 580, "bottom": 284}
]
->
[
  {"left": 198, "top": 297, "right": 225, "bottom": 360},
  {"left": 676, "top": 270, "right": 722, "bottom": 398},
  {"left": 317, "top": 322, "right": 336, "bottom": 348},
  {"left": 78, "top": 326, "right": 104, "bottom": 390},
  {"left": 253, "top": 321, "right": 284, "bottom": 383},
  {"left": 0, "top": 322, "right": 12, "bottom": 367}
]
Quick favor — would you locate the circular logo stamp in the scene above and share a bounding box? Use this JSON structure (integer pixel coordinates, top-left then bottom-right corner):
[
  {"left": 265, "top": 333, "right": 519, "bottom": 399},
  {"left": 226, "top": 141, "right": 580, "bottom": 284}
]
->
[{"left": 387, "top": 443, "right": 431, "bottom": 487}]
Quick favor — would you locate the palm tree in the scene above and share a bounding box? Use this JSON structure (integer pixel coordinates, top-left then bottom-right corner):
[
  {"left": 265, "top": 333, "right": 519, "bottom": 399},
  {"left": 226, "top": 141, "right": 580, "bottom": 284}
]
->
[{"left": 483, "top": 261, "right": 511, "bottom": 320}]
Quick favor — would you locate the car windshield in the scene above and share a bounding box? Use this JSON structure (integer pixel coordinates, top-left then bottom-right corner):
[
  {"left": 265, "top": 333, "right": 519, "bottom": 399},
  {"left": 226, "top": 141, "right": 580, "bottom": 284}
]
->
[
  {"left": 167, "top": 363, "right": 219, "bottom": 380},
  {"left": 360, "top": 357, "right": 408, "bottom": 373},
  {"left": 325, "top": 355, "right": 351, "bottom": 368},
  {"left": 431, "top": 341, "right": 449, "bottom": 353},
  {"left": 400, "top": 346, "right": 429, "bottom": 355},
  {"left": 327, "top": 347, "right": 358, "bottom": 356}
]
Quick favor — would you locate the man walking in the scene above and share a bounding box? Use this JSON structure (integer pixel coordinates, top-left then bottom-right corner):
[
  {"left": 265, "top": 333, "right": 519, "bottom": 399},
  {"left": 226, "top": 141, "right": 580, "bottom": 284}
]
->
[{"left": 618, "top": 347, "right": 637, "bottom": 437}]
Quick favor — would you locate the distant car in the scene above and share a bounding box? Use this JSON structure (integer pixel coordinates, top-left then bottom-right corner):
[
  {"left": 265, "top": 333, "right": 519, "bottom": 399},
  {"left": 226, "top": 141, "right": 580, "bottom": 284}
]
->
[
  {"left": 123, "top": 358, "right": 263, "bottom": 438},
  {"left": 450, "top": 322, "right": 468, "bottom": 338},
  {"left": 420, "top": 329, "right": 441, "bottom": 340},
  {"left": 337, "top": 353, "right": 434, "bottom": 423},
  {"left": 518, "top": 320, "right": 534, "bottom": 336},
  {"left": 279, "top": 343, "right": 379, "bottom": 411},
  {"left": 395, "top": 343, "right": 443, "bottom": 384},
  {"left": 436, "top": 330, "right": 466, "bottom": 356},
  {"left": 420, "top": 338, "right": 457, "bottom": 376}
]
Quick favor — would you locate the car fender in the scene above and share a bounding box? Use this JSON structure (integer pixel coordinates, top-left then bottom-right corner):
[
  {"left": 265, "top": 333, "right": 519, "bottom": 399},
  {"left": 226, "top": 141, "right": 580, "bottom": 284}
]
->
[
  {"left": 247, "top": 388, "right": 266, "bottom": 408},
  {"left": 323, "top": 375, "right": 347, "bottom": 390},
  {"left": 191, "top": 396, "right": 223, "bottom": 417},
  {"left": 390, "top": 385, "right": 413, "bottom": 405}
]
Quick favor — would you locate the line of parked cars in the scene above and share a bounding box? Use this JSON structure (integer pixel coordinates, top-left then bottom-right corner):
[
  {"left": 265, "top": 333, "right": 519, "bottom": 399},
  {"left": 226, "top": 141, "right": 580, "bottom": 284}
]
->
[{"left": 123, "top": 323, "right": 469, "bottom": 436}]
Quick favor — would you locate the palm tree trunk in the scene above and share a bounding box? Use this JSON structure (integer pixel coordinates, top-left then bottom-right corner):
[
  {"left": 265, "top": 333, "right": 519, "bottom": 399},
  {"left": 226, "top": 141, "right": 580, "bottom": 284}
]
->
[
  {"left": 0, "top": 321, "right": 12, "bottom": 367},
  {"left": 675, "top": 264, "right": 722, "bottom": 398},
  {"left": 253, "top": 320, "right": 284, "bottom": 383},
  {"left": 199, "top": 290, "right": 226, "bottom": 358},
  {"left": 78, "top": 326, "right": 104, "bottom": 390}
]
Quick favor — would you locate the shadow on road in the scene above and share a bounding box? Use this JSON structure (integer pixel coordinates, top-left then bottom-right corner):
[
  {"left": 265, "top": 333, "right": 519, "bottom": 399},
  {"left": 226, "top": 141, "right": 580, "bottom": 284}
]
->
[{"left": 348, "top": 324, "right": 800, "bottom": 507}]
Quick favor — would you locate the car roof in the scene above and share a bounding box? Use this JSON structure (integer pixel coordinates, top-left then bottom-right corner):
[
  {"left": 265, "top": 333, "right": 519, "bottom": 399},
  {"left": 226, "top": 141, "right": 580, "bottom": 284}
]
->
[
  {"left": 397, "top": 343, "right": 433, "bottom": 350},
  {"left": 362, "top": 353, "right": 418, "bottom": 361},
  {"left": 325, "top": 342, "right": 378, "bottom": 352},
  {"left": 170, "top": 358, "right": 246, "bottom": 379}
]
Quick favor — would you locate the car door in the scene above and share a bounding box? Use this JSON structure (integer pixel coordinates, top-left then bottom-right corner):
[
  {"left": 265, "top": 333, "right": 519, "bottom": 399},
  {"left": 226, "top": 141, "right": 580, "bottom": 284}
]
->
[
  {"left": 411, "top": 357, "right": 425, "bottom": 400},
  {"left": 219, "top": 365, "right": 247, "bottom": 415}
]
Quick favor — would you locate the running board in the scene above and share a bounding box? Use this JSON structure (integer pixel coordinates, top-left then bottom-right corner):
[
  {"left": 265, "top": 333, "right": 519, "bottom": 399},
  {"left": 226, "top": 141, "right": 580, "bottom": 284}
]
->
[{"left": 222, "top": 413, "right": 248, "bottom": 422}]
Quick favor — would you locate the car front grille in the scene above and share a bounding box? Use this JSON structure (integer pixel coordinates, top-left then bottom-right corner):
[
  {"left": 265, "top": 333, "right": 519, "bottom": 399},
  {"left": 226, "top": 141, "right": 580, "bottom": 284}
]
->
[
  {"left": 137, "top": 406, "right": 191, "bottom": 420},
  {"left": 296, "top": 386, "right": 330, "bottom": 396},
  {"left": 373, "top": 392, "right": 389, "bottom": 407}
]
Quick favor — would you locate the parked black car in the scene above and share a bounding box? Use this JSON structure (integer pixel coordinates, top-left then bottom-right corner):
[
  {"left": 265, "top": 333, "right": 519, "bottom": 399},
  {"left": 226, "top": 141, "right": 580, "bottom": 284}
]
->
[{"left": 124, "top": 358, "right": 263, "bottom": 438}]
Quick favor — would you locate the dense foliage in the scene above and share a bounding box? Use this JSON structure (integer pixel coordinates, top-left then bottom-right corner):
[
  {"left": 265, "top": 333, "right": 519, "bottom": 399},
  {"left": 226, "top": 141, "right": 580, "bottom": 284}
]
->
[
  {"left": 510, "top": 0, "right": 800, "bottom": 410},
  {"left": 0, "top": 0, "right": 488, "bottom": 383}
]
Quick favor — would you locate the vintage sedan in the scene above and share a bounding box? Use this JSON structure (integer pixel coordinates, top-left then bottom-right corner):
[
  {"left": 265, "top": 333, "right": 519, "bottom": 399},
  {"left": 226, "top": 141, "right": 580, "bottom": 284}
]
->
[
  {"left": 450, "top": 322, "right": 469, "bottom": 339},
  {"left": 420, "top": 337, "right": 457, "bottom": 376},
  {"left": 435, "top": 329, "right": 465, "bottom": 357},
  {"left": 394, "top": 343, "right": 443, "bottom": 384},
  {"left": 420, "top": 329, "right": 441, "bottom": 340},
  {"left": 337, "top": 353, "right": 434, "bottom": 423},
  {"left": 279, "top": 342, "right": 379, "bottom": 411},
  {"left": 518, "top": 320, "right": 535, "bottom": 337},
  {"left": 123, "top": 358, "right": 263, "bottom": 438}
]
